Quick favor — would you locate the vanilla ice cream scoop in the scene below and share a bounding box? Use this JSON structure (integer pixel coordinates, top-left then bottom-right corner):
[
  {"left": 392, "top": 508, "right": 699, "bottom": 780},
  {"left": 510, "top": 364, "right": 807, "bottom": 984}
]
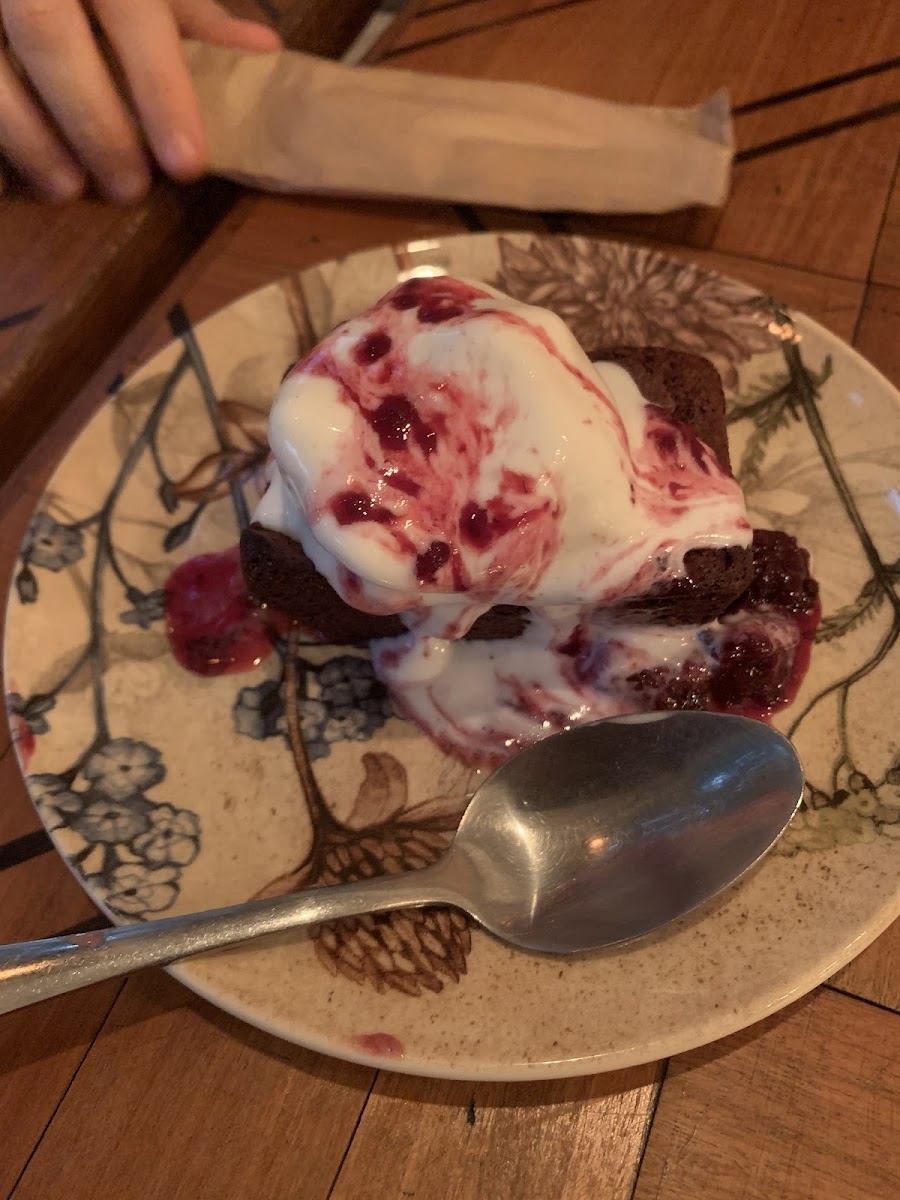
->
[{"left": 255, "top": 276, "right": 751, "bottom": 640}]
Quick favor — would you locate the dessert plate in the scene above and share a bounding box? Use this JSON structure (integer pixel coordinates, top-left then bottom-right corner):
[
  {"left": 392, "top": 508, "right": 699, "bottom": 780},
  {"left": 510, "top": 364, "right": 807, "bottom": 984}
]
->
[{"left": 5, "top": 234, "right": 900, "bottom": 1080}]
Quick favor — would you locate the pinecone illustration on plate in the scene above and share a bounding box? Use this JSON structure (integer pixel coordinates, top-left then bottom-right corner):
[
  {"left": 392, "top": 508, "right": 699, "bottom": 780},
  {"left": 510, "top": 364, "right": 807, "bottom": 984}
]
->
[
  {"left": 254, "top": 638, "right": 472, "bottom": 997},
  {"left": 312, "top": 818, "right": 471, "bottom": 996},
  {"left": 493, "top": 235, "right": 775, "bottom": 387}
]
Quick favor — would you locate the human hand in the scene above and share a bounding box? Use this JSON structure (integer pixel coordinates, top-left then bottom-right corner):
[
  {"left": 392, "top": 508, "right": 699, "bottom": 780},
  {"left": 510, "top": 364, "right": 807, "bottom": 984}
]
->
[{"left": 0, "top": 0, "right": 281, "bottom": 203}]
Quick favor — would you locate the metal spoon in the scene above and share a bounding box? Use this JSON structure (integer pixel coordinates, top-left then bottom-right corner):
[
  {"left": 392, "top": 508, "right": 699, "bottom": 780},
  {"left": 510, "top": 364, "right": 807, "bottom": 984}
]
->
[{"left": 0, "top": 711, "right": 802, "bottom": 1014}]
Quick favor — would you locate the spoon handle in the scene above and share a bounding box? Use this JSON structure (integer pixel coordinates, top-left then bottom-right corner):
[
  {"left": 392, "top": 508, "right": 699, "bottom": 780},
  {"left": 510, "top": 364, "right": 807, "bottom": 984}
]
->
[{"left": 0, "top": 863, "right": 460, "bottom": 1014}]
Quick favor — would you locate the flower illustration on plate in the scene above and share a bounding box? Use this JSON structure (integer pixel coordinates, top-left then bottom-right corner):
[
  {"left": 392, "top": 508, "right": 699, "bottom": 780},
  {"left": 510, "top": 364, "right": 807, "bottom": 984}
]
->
[
  {"left": 82, "top": 738, "right": 166, "bottom": 801},
  {"left": 26, "top": 738, "right": 201, "bottom": 917},
  {"left": 494, "top": 236, "right": 775, "bottom": 387},
  {"left": 12, "top": 339, "right": 222, "bottom": 920},
  {"left": 233, "top": 679, "right": 284, "bottom": 740},
  {"left": 22, "top": 512, "right": 85, "bottom": 571},
  {"left": 71, "top": 798, "right": 151, "bottom": 845},
  {"left": 28, "top": 773, "right": 84, "bottom": 828},
  {"left": 133, "top": 804, "right": 201, "bottom": 866},
  {"left": 232, "top": 654, "right": 393, "bottom": 763},
  {"left": 778, "top": 777, "right": 899, "bottom": 854},
  {"left": 104, "top": 863, "right": 180, "bottom": 915},
  {"left": 6, "top": 690, "right": 55, "bottom": 766},
  {"left": 304, "top": 656, "right": 393, "bottom": 758},
  {"left": 298, "top": 698, "right": 330, "bottom": 761}
]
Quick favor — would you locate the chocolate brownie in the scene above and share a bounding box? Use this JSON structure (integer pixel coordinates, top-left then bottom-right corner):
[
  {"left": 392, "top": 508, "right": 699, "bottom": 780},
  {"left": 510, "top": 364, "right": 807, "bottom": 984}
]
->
[
  {"left": 241, "top": 523, "right": 529, "bottom": 643},
  {"left": 594, "top": 346, "right": 732, "bottom": 470},
  {"left": 241, "top": 347, "right": 752, "bottom": 642}
]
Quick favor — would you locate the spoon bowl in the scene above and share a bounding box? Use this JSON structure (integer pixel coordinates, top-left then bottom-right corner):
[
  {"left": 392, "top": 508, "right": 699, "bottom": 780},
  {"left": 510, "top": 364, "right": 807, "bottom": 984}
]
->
[
  {"left": 0, "top": 711, "right": 803, "bottom": 1014},
  {"left": 449, "top": 711, "right": 803, "bottom": 953}
]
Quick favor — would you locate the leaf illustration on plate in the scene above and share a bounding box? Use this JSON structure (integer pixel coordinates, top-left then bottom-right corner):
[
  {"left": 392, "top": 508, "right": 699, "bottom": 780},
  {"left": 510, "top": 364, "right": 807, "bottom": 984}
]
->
[
  {"left": 15, "top": 565, "right": 38, "bottom": 604},
  {"left": 729, "top": 358, "right": 833, "bottom": 488},
  {"left": 167, "top": 399, "right": 269, "bottom": 507},
  {"left": 494, "top": 236, "right": 775, "bottom": 387},
  {"left": 252, "top": 647, "right": 474, "bottom": 1000},
  {"left": 738, "top": 406, "right": 792, "bottom": 485},
  {"left": 344, "top": 750, "right": 409, "bottom": 828},
  {"left": 816, "top": 576, "right": 885, "bottom": 643},
  {"left": 253, "top": 857, "right": 317, "bottom": 900}
]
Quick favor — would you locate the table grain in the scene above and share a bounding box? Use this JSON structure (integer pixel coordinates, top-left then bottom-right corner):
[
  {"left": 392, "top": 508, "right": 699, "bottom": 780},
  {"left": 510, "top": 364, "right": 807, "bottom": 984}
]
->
[{"left": 1, "top": 2, "right": 898, "bottom": 1197}]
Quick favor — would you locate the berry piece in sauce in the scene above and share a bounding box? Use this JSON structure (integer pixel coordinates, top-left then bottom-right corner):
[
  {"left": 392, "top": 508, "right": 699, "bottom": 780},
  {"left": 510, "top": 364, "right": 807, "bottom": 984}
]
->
[
  {"left": 415, "top": 540, "right": 452, "bottom": 583},
  {"left": 355, "top": 331, "right": 392, "bottom": 365},
  {"left": 331, "top": 491, "right": 395, "bottom": 527},
  {"left": 733, "top": 528, "right": 819, "bottom": 621},
  {"left": 708, "top": 623, "right": 795, "bottom": 712},
  {"left": 370, "top": 395, "right": 437, "bottom": 456}
]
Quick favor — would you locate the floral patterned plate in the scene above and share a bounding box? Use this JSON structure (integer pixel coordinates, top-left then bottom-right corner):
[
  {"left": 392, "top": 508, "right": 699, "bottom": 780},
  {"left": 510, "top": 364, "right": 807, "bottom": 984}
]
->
[{"left": 6, "top": 234, "right": 900, "bottom": 1081}]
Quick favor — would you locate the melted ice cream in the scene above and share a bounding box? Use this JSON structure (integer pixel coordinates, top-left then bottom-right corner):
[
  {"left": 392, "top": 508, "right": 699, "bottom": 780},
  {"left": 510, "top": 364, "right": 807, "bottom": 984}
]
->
[{"left": 251, "top": 276, "right": 794, "bottom": 765}]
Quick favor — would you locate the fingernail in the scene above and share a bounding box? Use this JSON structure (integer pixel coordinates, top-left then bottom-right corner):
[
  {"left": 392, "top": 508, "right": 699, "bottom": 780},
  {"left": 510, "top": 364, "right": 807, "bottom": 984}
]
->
[
  {"left": 105, "top": 169, "right": 150, "bottom": 204},
  {"left": 158, "top": 133, "right": 203, "bottom": 180},
  {"left": 43, "top": 166, "right": 84, "bottom": 202}
]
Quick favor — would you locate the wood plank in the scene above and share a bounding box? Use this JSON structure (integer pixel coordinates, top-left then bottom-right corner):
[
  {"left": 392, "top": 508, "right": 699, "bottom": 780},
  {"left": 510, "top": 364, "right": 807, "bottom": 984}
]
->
[
  {"left": 390, "top": 0, "right": 575, "bottom": 52},
  {"left": 217, "top": 193, "right": 465, "bottom": 273},
  {"left": 417, "top": 0, "right": 476, "bottom": 13},
  {"left": 853, "top": 282, "right": 900, "bottom": 388},
  {"left": 633, "top": 988, "right": 900, "bottom": 1200},
  {"left": 458, "top": 207, "right": 553, "bottom": 235},
  {"left": 0, "top": 976, "right": 121, "bottom": 1200},
  {"left": 0, "top": 180, "right": 240, "bottom": 487},
  {"left": 385, "top": 0, "right": 900, "bottom": 108},
  {"left": 12, "top": 972, "right": 375, "bottom": 1200},
  {"left": 872, "top": 172, "right": 900, "bottom": 287},
  {"left": 830, "top": 922, "right": 900, "bottom": 1014},
  {"left": 0, "top": 199, "right": 121, "bottom": 354},
  {"left": 715, "top": 88, "right": 900, "bottom": 280},
  {"left": 330, "top": 1064, "right": 662, "bottom": 1199}
]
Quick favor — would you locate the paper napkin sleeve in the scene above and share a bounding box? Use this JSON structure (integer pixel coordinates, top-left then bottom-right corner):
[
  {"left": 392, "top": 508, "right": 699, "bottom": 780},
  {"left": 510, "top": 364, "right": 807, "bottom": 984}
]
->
[{"left": 184, "top": 41, "right": 732, "bottom": 214}]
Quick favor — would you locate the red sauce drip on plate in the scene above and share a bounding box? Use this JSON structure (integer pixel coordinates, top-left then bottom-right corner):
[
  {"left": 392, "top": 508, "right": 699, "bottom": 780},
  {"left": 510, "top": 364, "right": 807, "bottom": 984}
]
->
[
  {"left": 164, "top": 546, "right": 289, "bottom": 677},
  {"left": 349, "top": 1032, "right": 405, "bottom": 1059}
]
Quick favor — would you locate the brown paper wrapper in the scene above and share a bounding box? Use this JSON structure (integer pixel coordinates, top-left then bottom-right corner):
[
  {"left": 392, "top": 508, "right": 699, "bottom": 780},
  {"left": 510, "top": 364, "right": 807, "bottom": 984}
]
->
[{"left": 185, "top": 42, "right": 732, "bottom": 214}]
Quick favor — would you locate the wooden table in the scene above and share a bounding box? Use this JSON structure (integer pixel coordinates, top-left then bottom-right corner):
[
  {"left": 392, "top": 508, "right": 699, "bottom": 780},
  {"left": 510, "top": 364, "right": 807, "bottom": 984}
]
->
[{"left": 2, "top": 3, "right": 899, "bottom": 1197}]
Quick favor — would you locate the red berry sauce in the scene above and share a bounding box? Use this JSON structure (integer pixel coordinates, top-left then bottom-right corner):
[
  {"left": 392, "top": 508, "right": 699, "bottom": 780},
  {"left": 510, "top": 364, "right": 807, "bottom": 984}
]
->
[
  {"left": 164, "top": 545, "right": 291, "bottom": 676},
  {"left": 375, "top": 529, "right": 820, "bottom": 767},
  {"left": 618, "top": 531, "right": 819, "bottom": 720}
]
